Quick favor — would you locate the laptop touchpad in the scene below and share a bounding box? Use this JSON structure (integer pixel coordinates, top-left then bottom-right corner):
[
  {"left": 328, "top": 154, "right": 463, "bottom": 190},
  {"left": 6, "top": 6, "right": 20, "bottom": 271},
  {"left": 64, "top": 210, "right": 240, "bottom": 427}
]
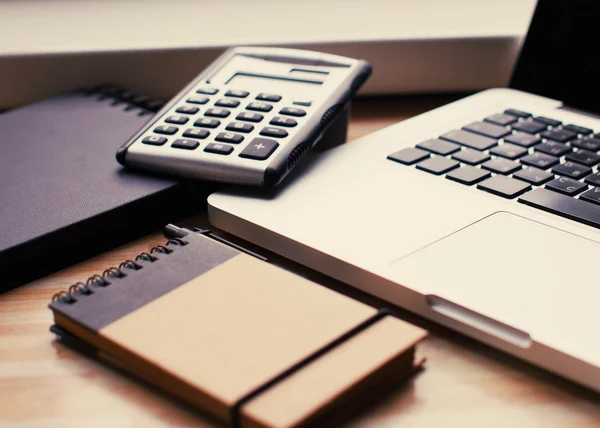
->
[{"left": 388, "top": 211, "right": 600, "bottom": 365}]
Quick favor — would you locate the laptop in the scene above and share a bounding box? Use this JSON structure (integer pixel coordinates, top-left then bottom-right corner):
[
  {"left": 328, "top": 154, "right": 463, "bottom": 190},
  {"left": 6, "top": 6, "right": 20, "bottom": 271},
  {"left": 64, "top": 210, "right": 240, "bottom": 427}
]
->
[{"left": 207, "top": 0, "right": 600, "bottom": 392}]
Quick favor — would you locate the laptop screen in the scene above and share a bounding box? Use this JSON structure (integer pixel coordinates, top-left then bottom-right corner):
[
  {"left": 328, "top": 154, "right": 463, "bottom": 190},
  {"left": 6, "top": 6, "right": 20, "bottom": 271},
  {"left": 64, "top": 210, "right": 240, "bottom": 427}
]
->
[{"left": 510, "top": 0, "right": 600, "bottom": 115}]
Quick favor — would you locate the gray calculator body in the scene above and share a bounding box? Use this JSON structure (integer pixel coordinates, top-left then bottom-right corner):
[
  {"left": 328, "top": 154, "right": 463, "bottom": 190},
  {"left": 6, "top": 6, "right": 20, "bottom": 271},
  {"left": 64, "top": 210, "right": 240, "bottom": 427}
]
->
[{"left": 117, "top": 47, "right": 371, "bottom": 187}]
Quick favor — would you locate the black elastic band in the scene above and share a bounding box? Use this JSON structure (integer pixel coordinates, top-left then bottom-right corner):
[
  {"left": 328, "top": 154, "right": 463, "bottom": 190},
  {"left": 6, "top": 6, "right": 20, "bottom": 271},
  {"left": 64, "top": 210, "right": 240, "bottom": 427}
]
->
[{"left": 229, "top": 308, "right": 392, "bottom": 427}]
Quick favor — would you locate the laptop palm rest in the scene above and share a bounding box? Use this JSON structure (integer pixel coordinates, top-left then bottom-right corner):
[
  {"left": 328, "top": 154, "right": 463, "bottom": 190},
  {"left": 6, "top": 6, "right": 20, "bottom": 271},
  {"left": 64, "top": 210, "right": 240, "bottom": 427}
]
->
[{"left": 389, "top": 211, "right": 600, "bottom": 366}]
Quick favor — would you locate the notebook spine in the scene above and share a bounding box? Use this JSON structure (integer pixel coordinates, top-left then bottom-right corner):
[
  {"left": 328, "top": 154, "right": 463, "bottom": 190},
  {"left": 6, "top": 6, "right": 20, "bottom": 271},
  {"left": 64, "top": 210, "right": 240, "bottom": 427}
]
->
[
  {"left": 81, "top": 84, "right": 165, "bottom": 116},
  {"left": 50, "top": 237, "right": 187, "bottom": 305}
]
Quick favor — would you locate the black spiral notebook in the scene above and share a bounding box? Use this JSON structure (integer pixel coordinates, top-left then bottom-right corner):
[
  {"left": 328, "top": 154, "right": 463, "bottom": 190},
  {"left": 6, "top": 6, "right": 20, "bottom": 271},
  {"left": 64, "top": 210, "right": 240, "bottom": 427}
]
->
[{"left": 0, "top": 86, "right": 210, "bottom": 292}]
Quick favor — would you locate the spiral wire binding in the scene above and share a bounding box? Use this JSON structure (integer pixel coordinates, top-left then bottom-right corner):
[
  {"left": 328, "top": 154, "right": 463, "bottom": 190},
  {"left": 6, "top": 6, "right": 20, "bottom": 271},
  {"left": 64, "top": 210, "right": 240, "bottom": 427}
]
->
[
  {"left": 81, "top": 84, "right": 165, "bottom": 117},
  {"left": 51, "top": 238, "right": 187, "bottom": 305}
]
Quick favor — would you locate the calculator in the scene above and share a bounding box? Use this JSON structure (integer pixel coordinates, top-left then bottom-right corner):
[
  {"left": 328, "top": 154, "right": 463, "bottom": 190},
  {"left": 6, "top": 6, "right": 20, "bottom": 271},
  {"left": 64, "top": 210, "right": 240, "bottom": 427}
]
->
[{"left": 116, "top": 47, "right": 371, "bottom": 187}]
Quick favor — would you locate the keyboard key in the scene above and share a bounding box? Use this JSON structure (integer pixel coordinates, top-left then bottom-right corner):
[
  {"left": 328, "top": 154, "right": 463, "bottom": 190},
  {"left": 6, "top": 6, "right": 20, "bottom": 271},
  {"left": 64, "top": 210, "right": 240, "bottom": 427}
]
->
[
  {"left": 256, "top": 93, "right": 282, "bottom": 102},
  {"left": 171, "top": 138, "right": 199, "bottom": 150},
  {"left": 194, "top": 118, "right": 220, "bottom": 128},
  {"left": 520, "top": 152, "right": 559, "bottom": 169},
  {"left": 580, "top": 187, "right": 600, "bottom": 205},
  {"left": 485, "top": 113, "right": 518, "bottom": 126},
  {"left": 464, "top": 121, "right": 511, "bottom": 139},
  {"left": 519, "top": 188, "right": 600, "bottom": 228},
  {"left": 236, "top": 112, "right": 264, "bottom": 123},
  {"left": 292, "top": 100, "right": 312, "bottom": 106},
  {"left": 451, "top": 148, "right": 490, "bottom": 165},
  {"left": 387, "top": 147, "right": 430, "bottom": 165},
  {"left": 182, "top": 128, "right": 210, "bottom": 139},
  {"left": 540, "top": 129, "right": 577, "bottom": 142},
  {"left": 186, "top": 96, "right": 209, "bottom": 105},
  {"left": 239, "top": 138, "right": 279, "bottom": 160},
  {"left": 269, "top": 116, "right": 298, "bottom": 127},
  {"left": 196, "top": 87, "right": 218, "bottom": 95},
  {"left": 226, "top": 122, "right": 254, "bottom": 133},
  {"left": 512, "top": 120, "right": 547, "bottom": 134},
  {"left": 513, "top": 167, "right": 554, "bottom": 185},
  {"left": 416, "top": 139, "right": 460, "bottom": 155},
  {"left": 535, "top": 141, "right": 571, "bottom": 157},
  {"left": 204, "top": 143, "right": 234, "bottom": 155},
  {"left": 416, "top": 157, "right": 459, "bottom": 175},
  {"left": 482, "top": 158, "right": 521, "bottom": 174},
  {"left": 552, "top": 161, "right": 592, "bottom": 179},
  {"left": 504, "top": 132, "right": 541, "bottom": 148},
  {"left": 205, "top": 108, "right": 231, "bottom": 118},
  {"left": 533, "top": 116, "right": 562, "bottom": 127},
  {"left": 571, "top": 138, "right": 600, "bottom": 152},
  {"left": 546, "top": 177, "right": 587, "bottom": 196},
  {"left": 176, "top": 106, "right": 199, "bottom": 115},
  {"left": 564, "top": 124, "right": 593, "bottom": 135},
  {"left": 165, "top": 115, "right": 189, "bottom": 125},
  {"left": 260, "top": 127, "right": 289, "bottom": 138},
  {"left": 446, "top": 166, "right": 491, "bottom": 185},
  {"left": 225, "top": 89, "right": 249, "bottom": 98},
  {"left": 440, "top": 129, "right": 497, "bottom": 151},
  {"left": 490, "top": 143, "right": 528, "bottom": 160},
  {"left": 215, "top": 132, "right": 244, "bottom": 144},
  {"left": 585, "top": 173, "right": 600, "bottom": 186},
  {"left": 477, "top": 175, "right": 531, "bottom": 199},
  {"left": 142, "top": 136, "right": 167, "bottom": 146},
  {"left": 504, "top": 109, "right": 531, "bottom": 118},
  {"left": 154, "top": 125, "right": 178, "bottom": 135},
  {"left": 215, "top": 99, "right": 240, "bottom": 108},
  {"left": 565, "top": 150, "right": 600, "bottom": 166},
  {"left": 247, "top": 102, "right": 273, "bottom": 112},
  {"left": 279, "top": 107, "right": 307, "bottom": 117}
]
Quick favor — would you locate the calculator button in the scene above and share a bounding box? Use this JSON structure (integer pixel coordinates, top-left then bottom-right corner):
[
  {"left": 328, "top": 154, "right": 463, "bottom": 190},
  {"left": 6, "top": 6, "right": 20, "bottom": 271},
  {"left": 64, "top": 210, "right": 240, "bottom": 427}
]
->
[
  {"left": 215, "top": 99, "right": 240, "bottom": 108},
  {"left": 194, "top": 118, "right": 220, "bottom": 128},
  {"left": 239, "top": 138, "right": 279, "bottom": 160},
  {"left": 226, "top": 122, "right": 254, "bottom": 133},
  {"left": 171, "top": 139, "right": 200, "bottom": 150},
  {"left": 236, "top": 112, "right": 263, "bottom": 123},
  {"left": 186, "top": 96, "right": 209, "bottom": 105},
  {"left": 142, "top": 136, "right": 167, "bottom": 146},
  {"left": 260, "top": 127, "right": 289, "bottom": 138},
  {"left": 175, "top": 106, "right": 199, "bottom": 115},
  {"left": 196, "top": 87, "right": 218, "bottom": 95},
  {"left": 256, "top": 93, "right": 282, "bottom": 102},
  {"left": 225, "top": 89, "right": 249, "bottom": 98},
  {"left": 204, "top": 143, "right": 234, "bottom": 155},
  {"left": 215, "top": 132, "right": 244, "bottom": 144},
  {"left": 205, "top": 108, "right": 231, "bottom": 118},
  {"left": 280, "top": 107, "right": 306, "bottom": 117},
  {"left": 269, "top": 116, "right": 298, "bottom": 127},
  {"left": 182, "top": 128, "right": 210, "bottom": 139},
  {"left": 293, "top": 100, "right": 312, "bottom": 107},
  {"left": 154, "top": 125, "right": 178, "bottom": 135},
  {"left": 165, "top": 115, "right": 189, "bottom": 125},
  {"left": 247, "top": 102, "right": 273, "bottom": 112}
]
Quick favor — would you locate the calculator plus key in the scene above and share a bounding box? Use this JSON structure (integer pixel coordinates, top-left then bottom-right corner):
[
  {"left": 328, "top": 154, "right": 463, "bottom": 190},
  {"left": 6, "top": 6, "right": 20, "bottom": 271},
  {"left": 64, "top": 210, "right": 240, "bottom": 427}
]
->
[
  {"left": 226, "top": 122, "right": 254, "bottom": 133},
  {"left": 154, "top": 125, "right": 178, "bottom": 135},
  {"left": 215, "top": 99, "right": 241, "bottom": 108},
  {"left": 280, "top": 107, "right": 307, "bottom": 117},
  {"left": 236, "top": 112, "right": 264, "bottom": 123},
  {"left": 183, "top": 128, "right": 210, "bottom": 139},
  {"left": 270, "top": 117, "right": 298, "bottom": 127},
  {"left": 205, "top": 108, "right": 231, "bottom": 118},
  {"left": 215, "top": 132, "right": 244, "bottom": 144},
  {"left": 176, "top": 106, "right": 199, "bottom": 115},
  {"left": 260, "top": 127, "right": 289, "bottom": 138},
  {"left": 142, "top": 136, "right": 167, "bottom": 146},
  {"left": 239, "top": 138, "right": 279, "bottom": 160},
  {"left": 194, "top": 118, "right": 220, "bottom": 128},
  {"left": 165, "top": 116, "right": 189, "bottom": 125},
  {"left": 247, "top": 102, "right": 273, "bottom": 112}
]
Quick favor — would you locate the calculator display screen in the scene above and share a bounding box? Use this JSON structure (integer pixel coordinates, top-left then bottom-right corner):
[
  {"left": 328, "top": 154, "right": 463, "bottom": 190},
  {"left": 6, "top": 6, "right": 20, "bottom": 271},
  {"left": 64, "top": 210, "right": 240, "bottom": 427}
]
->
[{"left": 226, "top": 73, "right": 323, "bottom": 97}]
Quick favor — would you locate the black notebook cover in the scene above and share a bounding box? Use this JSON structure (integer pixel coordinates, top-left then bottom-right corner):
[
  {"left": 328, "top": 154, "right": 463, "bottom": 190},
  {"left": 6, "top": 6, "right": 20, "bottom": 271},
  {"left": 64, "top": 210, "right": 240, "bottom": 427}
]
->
[{"left": 0, "top": 87, "right": 210, "bottom": 292}]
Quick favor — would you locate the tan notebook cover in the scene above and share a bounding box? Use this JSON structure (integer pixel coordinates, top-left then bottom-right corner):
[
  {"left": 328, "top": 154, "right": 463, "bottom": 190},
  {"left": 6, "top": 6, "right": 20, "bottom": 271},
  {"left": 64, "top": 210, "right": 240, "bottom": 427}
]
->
[{"left": 49, "top": 225, "right": 427, "bottom": 428}]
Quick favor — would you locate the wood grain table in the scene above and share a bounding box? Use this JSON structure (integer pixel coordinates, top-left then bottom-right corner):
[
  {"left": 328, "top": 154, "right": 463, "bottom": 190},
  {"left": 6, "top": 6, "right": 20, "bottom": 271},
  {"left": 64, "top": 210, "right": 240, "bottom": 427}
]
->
[{"left": 1, "top": 95, "right": 599, "bottom": 427}]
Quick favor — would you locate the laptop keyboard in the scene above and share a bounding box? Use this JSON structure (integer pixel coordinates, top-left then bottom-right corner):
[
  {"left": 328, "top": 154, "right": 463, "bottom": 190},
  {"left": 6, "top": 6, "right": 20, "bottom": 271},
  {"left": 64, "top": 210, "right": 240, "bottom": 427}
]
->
[{"left": 387, "top": 108, "right": 600, "bottom": 229}]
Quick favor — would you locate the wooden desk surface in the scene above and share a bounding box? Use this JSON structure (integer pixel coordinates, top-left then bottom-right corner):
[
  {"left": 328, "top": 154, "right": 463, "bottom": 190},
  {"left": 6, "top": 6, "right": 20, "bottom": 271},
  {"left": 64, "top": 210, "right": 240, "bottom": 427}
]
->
[{"left": 1, "top": 95, "right": 598, "bottom": 427}]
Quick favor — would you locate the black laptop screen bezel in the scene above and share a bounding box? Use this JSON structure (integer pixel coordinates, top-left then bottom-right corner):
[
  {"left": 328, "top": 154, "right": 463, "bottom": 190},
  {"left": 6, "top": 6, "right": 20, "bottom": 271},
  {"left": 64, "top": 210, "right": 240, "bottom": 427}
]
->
[{"left": 510, "top": 0, "right": 600, "bottom": 115}]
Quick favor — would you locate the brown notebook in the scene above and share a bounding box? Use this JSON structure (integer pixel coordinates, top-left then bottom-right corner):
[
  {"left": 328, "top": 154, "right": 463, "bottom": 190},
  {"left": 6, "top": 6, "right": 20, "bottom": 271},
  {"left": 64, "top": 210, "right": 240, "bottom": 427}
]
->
[{"left": 49, "top": 225, "right": 426, "bottom": 428}]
